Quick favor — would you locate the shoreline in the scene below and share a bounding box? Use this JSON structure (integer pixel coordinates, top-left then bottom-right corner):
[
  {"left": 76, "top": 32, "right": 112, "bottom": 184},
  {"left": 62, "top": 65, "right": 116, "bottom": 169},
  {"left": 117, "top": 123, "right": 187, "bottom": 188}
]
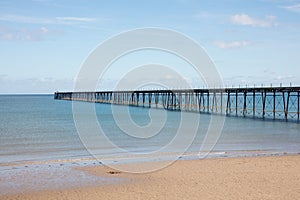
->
[
  {"left": 1, "top": 154, "right": 300, "bottom": 199},
  {"left": 2, "top": 149, "right": 298, "bottom": 167}
]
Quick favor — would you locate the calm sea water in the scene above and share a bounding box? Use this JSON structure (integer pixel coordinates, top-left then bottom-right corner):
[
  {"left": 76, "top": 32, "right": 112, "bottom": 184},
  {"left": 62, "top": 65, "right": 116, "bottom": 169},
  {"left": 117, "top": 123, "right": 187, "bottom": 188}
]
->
[{"left": 0, "top": 95, "right": 299, "bottom": 166}]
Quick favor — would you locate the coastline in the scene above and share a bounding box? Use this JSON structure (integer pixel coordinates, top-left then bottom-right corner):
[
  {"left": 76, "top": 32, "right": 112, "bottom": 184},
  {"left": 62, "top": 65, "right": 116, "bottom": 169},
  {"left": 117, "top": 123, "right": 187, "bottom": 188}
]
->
[{"left": 1, "top": 154, "right": 300, "bottom": 200}]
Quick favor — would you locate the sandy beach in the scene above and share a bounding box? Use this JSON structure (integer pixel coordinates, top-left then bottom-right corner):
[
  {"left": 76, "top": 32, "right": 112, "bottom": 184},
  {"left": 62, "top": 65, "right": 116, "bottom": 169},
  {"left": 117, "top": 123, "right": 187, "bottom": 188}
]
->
[{"left": 1, "top": 155, "right": 299, "bottom": 200}]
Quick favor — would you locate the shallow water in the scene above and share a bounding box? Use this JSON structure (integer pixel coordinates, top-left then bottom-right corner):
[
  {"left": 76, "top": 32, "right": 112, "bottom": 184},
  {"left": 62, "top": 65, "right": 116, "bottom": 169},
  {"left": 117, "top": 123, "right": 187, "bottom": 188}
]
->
[{"left": 0, "top": 95, "right": 299, "bottom": 165}]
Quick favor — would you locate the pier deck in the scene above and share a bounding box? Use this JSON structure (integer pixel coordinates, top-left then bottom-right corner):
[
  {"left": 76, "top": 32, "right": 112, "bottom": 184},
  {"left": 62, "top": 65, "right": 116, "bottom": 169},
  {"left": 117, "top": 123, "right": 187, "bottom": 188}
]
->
[{"left": 54, "top": 87, "right": 300, "bottom": 122}]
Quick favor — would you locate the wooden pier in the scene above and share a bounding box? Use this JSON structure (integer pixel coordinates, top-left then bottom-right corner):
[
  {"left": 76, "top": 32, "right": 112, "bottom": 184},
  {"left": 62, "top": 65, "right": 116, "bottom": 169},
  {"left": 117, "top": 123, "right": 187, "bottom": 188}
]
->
[{"left": 54, "top": 87, "right": 300, "bottom": 122}]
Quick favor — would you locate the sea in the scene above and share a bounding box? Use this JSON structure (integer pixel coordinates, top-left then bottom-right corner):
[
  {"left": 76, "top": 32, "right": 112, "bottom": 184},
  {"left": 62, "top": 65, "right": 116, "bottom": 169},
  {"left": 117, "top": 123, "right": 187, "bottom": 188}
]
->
[{"left": 0, "top": 94, "right": 299, "bottom": 194}]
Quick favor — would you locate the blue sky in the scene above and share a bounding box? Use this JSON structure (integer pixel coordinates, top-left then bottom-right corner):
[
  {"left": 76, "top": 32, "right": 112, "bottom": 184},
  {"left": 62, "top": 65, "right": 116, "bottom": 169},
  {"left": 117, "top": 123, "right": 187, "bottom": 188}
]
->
[{"left": 0, "top": 0, "right": 300, "bottom": 93}]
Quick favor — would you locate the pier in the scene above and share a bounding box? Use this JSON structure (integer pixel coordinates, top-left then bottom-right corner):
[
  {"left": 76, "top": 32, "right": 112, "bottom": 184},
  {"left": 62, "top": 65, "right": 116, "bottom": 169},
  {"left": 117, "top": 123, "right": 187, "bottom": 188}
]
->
[{"left": 55, "top": 87, "right": 300, "bottom": 122}]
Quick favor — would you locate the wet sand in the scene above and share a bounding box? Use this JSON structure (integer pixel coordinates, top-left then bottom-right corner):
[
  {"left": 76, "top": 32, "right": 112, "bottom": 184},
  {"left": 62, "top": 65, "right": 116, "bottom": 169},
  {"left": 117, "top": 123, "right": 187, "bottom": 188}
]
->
[{"left": 2, "top": 155, "right": 300, "bottom": 200}]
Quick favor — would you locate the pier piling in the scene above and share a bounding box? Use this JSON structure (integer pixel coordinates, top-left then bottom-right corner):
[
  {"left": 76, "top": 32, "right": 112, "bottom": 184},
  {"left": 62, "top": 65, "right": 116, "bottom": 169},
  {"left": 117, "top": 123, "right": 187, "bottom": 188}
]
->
[{"left": 55, "top": 87, "right": 300, "bottom": 122}]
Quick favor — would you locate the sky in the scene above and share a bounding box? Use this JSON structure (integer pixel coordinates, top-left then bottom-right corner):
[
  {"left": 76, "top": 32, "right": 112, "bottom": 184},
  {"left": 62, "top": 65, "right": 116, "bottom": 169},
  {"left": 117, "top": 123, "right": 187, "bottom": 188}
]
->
[{"left": 0, "top": 0, "right": 300, "bottom": 93}]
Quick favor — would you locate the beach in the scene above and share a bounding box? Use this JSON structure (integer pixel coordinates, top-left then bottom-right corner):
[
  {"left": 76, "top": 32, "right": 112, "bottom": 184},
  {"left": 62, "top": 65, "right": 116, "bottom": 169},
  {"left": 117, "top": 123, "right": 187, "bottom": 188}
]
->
[{"left": 2, "top": 155, "right": 299, "bottom": 200}]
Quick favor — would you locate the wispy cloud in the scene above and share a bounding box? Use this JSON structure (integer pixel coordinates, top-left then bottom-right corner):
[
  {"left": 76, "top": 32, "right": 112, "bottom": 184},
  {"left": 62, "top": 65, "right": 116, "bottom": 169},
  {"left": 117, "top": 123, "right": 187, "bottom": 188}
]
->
[
  {"left": 280, "top": 4, "right": 300, "bottom": 13},
  {"left": 194, "top": 11, "right": 214, "bottom": 19},
  {"left": 0, "top": 76, "right": 74, "bottom": 94},
  {"left": 213, "top": 41, "right": 251, "bottom": 49},
  {"left": 0, "top": 25, "right": 63, "bottom": 41},
  {"left": 275, "top": 75, "right": 295, "bottom": 81},
  {"left": 31, "top": 0, "right": 53, "bottom": 2},
  {"left": 0, "top": 15, "right": 52, "bottom": 24},
  {"left": 0, "top": 74, "right": 8, "bottom": 82},
  {"left": 0, "top": 14, "right": 96, "bottom": 25},
  {"left": 55, "top": 17, "right": 96, "bottom": 22},
  {"left": 223, "top": 74, "right": 298, "bottom": 87},
  {"left": 230, "top": 14, "right": 278, "bottom": 27}
]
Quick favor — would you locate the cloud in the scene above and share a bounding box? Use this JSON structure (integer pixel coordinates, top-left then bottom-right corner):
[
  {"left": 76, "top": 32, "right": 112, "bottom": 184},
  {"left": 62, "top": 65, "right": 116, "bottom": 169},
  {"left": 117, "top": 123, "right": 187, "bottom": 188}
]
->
[
  {"left": 22, "top": 27, "right": 56, "bottom": 41},
  {"left": 194, "top": 11, "right": 214, "bottom": 19},
  {"left": 281, "top": 4, "right": 300, "bottom": 13},
  {"left": 0, "top": 74, "right": 8, "bottom": 82},
  {"left": 40, "top": 27, "right": 49, "bottom": 33},
  {"left": 275, "top": 75, "right": 295, "bottom": 81},
  {"left": 0, "top": 14, "right": 96, "bottom": 25},
  {"left": 55, "top": 17, "right": 96, "bottom": 23},
  {"left": 213, "top": 41, "right": 251, "bottom": 49},
  {"left": 0, "top": 15, "right": 53, "bottom": 24},
  {"left": 0, "top": 14, "right": 95, "bottom": 41},
  {"left": 0, "top": 77, "right": 74, "bottom": 94},
  {"left": 223, "top": 70, "right": 299, "bottom": 87},
  {"left": 0, "top": 26, "right": 63, "bottom": 41},
  {"left": 230, "top": 14, "right": 278, "bottom": 27}
]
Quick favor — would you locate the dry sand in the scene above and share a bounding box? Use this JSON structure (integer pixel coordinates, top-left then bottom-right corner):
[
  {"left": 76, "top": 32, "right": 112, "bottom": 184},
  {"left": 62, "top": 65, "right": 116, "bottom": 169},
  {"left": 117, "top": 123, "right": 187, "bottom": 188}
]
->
[{"left": 2, "top": 155, "right": 300, "bottom": 200}]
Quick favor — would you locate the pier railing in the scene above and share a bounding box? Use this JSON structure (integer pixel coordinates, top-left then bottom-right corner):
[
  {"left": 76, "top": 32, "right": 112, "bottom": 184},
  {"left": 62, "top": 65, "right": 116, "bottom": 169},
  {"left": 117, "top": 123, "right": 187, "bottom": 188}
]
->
[{"left": 54, "top": 87, "right": 300, "bottom": 122}]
